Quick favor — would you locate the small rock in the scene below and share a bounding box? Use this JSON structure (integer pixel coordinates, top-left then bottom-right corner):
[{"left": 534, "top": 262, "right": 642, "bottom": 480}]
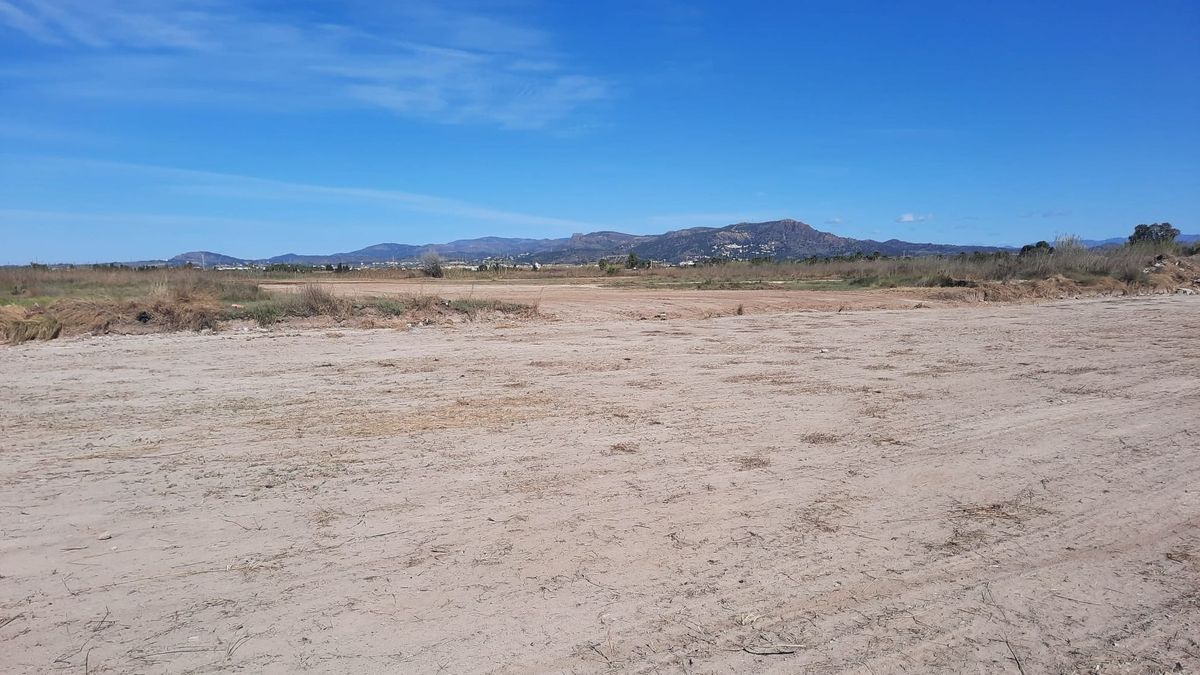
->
[
  {"left": 1177, "top": 287, "right": 1195, "bottom": 295},
  {"left": 97, "top": 531, "right": 112, "bottom": 540}
]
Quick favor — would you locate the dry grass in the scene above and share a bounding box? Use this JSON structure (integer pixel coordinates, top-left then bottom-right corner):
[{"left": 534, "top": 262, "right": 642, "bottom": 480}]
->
[
  {"left": 0, "top": 306, "right": 62, "bottom": 345},
  {"left": 479, "top": 240, "right": 1191, "bottom": 292},
  {"left": 447, "top": 298, "right": 540, "bottom": 319},
  {"left": 2, "top": 266, "right": 266, "bottom": 304},
  {"left": 798, "top": 432, "right": 842, "bottom": 445},
  {"left": 624, "top": 242, "right": 1172, "bottom": 288},
  {"left": 954, "top": 493, "right": 1049, "bottom": 525},
  {"left": 337, "top": 246, "right": 1164, "bottom": 285},
  {"left": 0, "top": 268, "right": 537, "bottom": 343},
  {"left": 735, "top": 455, "right": 771, "bottom": 470},
  {"left": 1, "top": 294, "right": 222, "bottom": 344},
  {"left": 296, "top": 284, "right": 347, "bottom": 316}
]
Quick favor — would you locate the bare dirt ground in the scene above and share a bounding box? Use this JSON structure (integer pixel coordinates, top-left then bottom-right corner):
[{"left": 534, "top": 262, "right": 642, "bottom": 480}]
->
[{"left": 2, "top": 294, "right": 1198, "bottom": 673}]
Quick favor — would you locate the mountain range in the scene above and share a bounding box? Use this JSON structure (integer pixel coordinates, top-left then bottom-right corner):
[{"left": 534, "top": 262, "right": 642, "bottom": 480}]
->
[
  {"left": 169, "top": 219, "right": 1020, "bottom": 267},
  {"left": 1080, "top": 233, "right": 1200, "bottom": 248}
]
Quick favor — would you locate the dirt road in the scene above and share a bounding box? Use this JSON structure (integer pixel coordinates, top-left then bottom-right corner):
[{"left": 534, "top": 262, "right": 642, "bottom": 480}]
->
[{"left": 2, "top": 296, "right": 1198, "bottom": 672}]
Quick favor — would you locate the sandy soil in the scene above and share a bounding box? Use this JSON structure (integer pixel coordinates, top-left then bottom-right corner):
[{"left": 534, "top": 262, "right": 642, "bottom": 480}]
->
[{"left": 2, "top": 295, "right": 1198, "bottom": 673}]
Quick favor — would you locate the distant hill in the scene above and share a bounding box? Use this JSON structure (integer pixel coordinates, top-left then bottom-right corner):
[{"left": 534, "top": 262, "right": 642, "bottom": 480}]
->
[
  {"left": 169, "top": 251, "right": 251, "bottom": 266},
  {"left": 1081, "top": 237, "right": 1129, "bottom": 248},
  {"left": 1081, "top": 233, "right": 1199, "bottom": 248},
  {"left": 622, "top": 219, "right": 1006, "bottom": 261},
  {"left": 167, "top": 219, "right": 1013, "bottom": 266}
]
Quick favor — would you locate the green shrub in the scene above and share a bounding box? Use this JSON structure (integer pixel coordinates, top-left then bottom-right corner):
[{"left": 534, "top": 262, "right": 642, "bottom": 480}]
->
[
  {"left": 246, "top": 303, "right": 284, "bottom": 326},
  {"left": 373, "top": 299, "right": 409, "bottom": 316},
  {"left": 447, "top": 298, "right": 534, "bottom": 319}
]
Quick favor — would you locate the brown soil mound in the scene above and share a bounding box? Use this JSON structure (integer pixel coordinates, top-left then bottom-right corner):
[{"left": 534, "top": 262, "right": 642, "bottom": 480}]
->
[
  {"left": 1145, "top": 254, "right": 1200, "bottom": 292},
  {"left": 926, "top": 275, "right": 1127, "bottom": 303}
]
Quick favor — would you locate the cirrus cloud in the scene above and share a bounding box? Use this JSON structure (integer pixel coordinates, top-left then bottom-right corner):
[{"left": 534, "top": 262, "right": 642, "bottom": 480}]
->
[{"left": 0, "top": 0, "right": 609, "bottom": 130}]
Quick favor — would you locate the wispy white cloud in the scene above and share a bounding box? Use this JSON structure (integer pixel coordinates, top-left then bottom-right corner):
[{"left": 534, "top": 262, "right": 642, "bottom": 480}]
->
[
  {"left": 0, "top": 208, "right": 288, "bottom": 230},
  {"left": 895, "top": 212, "right": 933, "bottom": 223},
  {"left": 12, "top": 155, "right": 605, "bottom": 230},
  {"left": 0, "top": 0, "right": 64, "bottom": 44},
  {"left": 0, "top": 0, "right": 609, "bottom": 130},
  {"left": 824, "top": 216, "right": 843, "bottom": 225}
]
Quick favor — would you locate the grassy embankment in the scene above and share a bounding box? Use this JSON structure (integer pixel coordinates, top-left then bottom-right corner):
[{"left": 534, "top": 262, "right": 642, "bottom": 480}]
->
[{"left": 0, "top": 267, "right": 536, "bottom": 344}]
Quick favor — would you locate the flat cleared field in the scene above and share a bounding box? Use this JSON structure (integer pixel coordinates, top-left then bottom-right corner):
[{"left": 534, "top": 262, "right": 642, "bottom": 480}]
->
[
  {"left": 259, "top": 278, "right": 942, "bottom": 320},
  {"left": 2, "top": 295, "right": 1198, "bottom": 673}
]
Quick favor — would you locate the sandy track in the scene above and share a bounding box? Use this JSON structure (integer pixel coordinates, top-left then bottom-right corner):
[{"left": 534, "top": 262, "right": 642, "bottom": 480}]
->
[{"left": 2, "top": 296, "right": 1198, "bottom": 673}]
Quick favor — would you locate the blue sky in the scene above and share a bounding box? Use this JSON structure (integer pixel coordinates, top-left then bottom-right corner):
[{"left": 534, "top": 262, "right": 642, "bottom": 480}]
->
[{"left": 1, "top": 0, "right": 1197, "bottom": 263}]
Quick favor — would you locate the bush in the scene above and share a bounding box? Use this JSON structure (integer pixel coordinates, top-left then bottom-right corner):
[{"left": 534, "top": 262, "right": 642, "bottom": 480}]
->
[
  {"left": 447, "top": 298, "right": 533, "bottom": 319},
  {"left": 145, "top": 297, "right": 221, "bottom": 331},
  {"left": 420, "top": 252, "right": 444, "bottom": 278},
  {"left": 1128, "top": 222, "right": 1180, "bottom": 245},
  {"left": 409, "top": 294, "right": 437, "bottom": 312},
  {"left": 245, "top": 303, "right": 284, "bottom": 326},
  {"left": 1019, "top": 241, "right": 1054, "bottom": 257},
  {"left": 296, "top": 284, "right": 346, "bottom": 316}
]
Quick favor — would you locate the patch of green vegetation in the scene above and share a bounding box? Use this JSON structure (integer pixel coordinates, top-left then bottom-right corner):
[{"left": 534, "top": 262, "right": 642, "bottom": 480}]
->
[
  {"left": 247, "top": 304, "right": 284, "bottom": 326},
  {"left": 220, "top": 295, "right": 316, "bottom": 325},
  {"left": 844, "top": 275, "right": 976, "bottom": 289},
  {"left": 602, "top": 277, "right": 865, "bottom": 291},
  {"left": 447, "top": 298, "right": 533, "bottom": 317},
  {"left": 373, "top": 298, "right": 410, "bottom": 316},
  {"left": 220, "top": 287, "right": 347, "bottom": 326},
  {"left": 777, "top": 279, "right": 861, "bottom": 291},
  {"left": 696, "top": 279, "right": 770, "bottom": 290}
]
